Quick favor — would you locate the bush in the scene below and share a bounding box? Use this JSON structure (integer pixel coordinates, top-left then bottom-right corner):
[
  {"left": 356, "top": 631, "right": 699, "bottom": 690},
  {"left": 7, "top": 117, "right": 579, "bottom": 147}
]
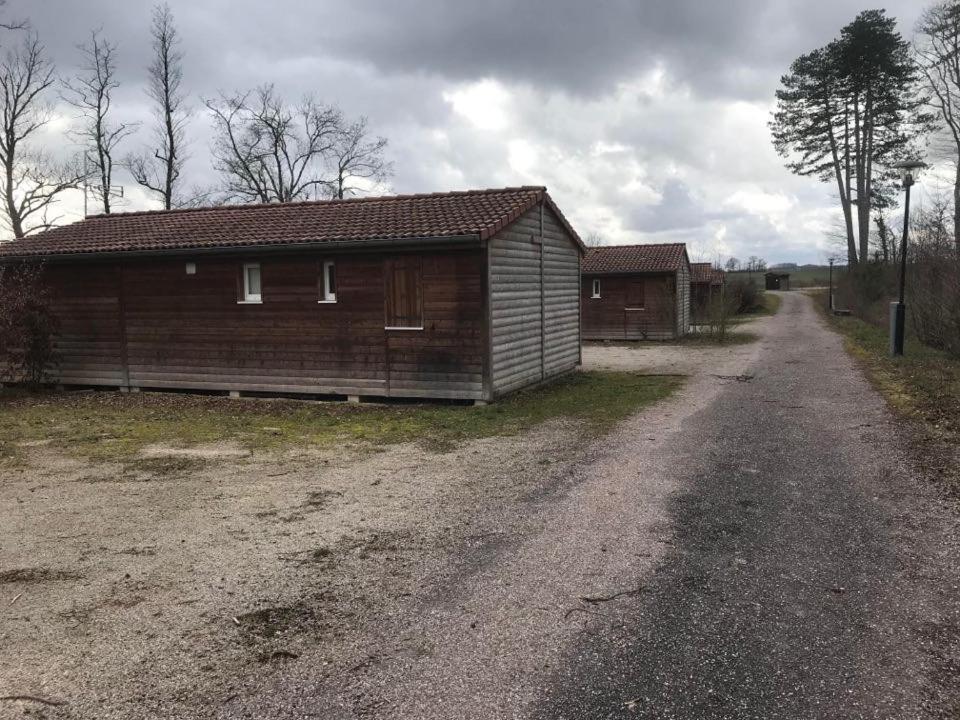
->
[
  {"left": 0, "top": 263, "right": 60, "bottom": 388},
  {"left": 726, "top": 277, "right": 764, "bottom": 314}
]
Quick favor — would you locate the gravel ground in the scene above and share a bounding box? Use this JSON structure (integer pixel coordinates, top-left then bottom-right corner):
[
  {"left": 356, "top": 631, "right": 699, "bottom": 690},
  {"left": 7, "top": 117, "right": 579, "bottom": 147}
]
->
[
  {"left": 0, "top": 422, "right": 592, "bottom": 719},
  {"left": 230, "top": 293, "right": 958, "bottom": 719},
  {"left": 3, "top": 293, "right": 957, "bottom": 719}
]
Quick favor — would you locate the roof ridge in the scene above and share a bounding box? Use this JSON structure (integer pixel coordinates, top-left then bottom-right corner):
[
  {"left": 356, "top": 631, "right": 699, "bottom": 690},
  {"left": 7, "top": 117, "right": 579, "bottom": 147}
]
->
[
  {"left": 83, "top": 186, "right": 548, "bottom": 222},
  {"left": 588, "top": 242, "right": 686, "bottom": 250}
]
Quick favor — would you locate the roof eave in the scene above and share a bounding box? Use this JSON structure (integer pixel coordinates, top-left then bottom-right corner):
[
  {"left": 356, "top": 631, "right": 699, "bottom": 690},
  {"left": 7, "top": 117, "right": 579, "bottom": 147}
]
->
[{"left": 0, "top": 233, "right": 482, "bottom": 263}]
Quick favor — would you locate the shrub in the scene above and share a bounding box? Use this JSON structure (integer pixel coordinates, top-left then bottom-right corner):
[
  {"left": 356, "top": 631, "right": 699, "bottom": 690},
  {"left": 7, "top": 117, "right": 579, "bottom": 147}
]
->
[
  {"left": 0, "top": 263, "right": 60, "bottom": 388},
  {"left": 726, "top": 277, "right": 764, "bottom": 314}
]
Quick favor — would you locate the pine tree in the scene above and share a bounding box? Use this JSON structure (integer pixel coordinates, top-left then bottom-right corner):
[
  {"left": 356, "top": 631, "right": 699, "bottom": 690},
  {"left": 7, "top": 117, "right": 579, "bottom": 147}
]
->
[{"left": 771, "top": 10, "right": 933, "bottom": 265}]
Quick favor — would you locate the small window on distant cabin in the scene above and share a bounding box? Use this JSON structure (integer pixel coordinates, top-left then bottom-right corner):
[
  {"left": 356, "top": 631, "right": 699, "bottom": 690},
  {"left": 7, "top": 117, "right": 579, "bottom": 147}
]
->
[
  {"left": 241, "top": 262, "right": 262, "bottom": 303},
  {"left": 384, "top": 256, "right": 423, "bottom": 329},
  {"left": 591, "top": 279, "right": 601, "bottom": 298},
  {"left": 320, "top": 260, "right": 336, "bottom": 303}
]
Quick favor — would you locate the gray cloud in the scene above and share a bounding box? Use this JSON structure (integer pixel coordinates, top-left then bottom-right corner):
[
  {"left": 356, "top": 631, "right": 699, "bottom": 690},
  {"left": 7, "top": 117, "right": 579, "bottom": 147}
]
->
[{"left": 2, "top": 0, "right": 928, "bottom": 264}]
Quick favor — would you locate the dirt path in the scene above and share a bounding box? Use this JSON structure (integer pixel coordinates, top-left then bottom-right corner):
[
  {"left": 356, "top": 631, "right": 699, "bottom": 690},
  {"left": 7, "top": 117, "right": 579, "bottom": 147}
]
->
[{"left": 229, "top": 293, "right": 958, "bottom": 719}]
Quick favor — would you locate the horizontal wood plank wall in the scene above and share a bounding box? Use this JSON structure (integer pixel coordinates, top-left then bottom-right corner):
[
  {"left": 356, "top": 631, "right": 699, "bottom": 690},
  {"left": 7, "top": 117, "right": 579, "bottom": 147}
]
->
[
  {"left": 676, "top": 263, "right": 691, "bottom": 336},
  {"left": 541, "top": 208, "right": 581, "bottom": 378},
  {"left": 46, "top": 264, "right": 125, "bottom": 385},
  {"left": 489, "top": 204, "right": 581, "bottom": 396},
  {"left": 581, "top": 274, "right": 679, "bottom": 340},
  {"left": 38, "top": 248, "right": 484, "bottom": 400},
  {"left": 385, "top": 251, "right": 484, "bottom": 399}
]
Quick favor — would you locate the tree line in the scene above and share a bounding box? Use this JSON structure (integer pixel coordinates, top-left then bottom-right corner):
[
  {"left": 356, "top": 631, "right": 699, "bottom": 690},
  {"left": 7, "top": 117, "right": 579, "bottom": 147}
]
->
[
  {"left": 0, "top": 3, "right": 392, "bottom": 239},
  {"left": 772, "top": 4, "right": 960, "bottom": 266}
]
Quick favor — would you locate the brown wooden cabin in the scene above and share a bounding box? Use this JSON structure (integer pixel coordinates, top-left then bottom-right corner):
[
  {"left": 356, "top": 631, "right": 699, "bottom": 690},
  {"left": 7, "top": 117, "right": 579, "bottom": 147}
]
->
[
  {"left": 0, "top": 187, "right": 585, "bottom": 403},
  {"left": 581, "top": 244, "right": 691, "bottom": 340},
  {"left": 764, "top": 272, "right": 790, "bottom": 291},
  {"left": 690, "top": 262, "right": 725, "bottom": 323}
]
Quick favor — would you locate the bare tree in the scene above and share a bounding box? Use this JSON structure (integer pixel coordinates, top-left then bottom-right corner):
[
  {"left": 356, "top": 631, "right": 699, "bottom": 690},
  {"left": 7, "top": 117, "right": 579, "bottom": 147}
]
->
[
  {"left": 206, "top": 85, "right": 341, "bottom": 203},
  {"left": 63, "top": 31, "right": 136, "bottom": 215},
  {"left": 725, "top": 257, "right": 740, "bottom": 272},
  {"left": 126, "top": 3, "right": 187, "bottom": 209},
  {"left": 328, "top": 116, "right": 391, "bottom": 199},
  {"left": 0, "top": 34, "right": 83, "bottom": 239},
  {"left": 584, "top": 232, "right": 604, "bottom": 247},
  {"left": 917, "top": 1, "right": 960, "bottom": 252}
]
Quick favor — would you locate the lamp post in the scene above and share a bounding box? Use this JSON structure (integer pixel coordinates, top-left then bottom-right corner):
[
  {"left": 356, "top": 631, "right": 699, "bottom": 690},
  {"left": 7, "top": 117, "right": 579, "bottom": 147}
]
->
[{"left": 889, "top": 159, "right": 926, "bottom": 356}]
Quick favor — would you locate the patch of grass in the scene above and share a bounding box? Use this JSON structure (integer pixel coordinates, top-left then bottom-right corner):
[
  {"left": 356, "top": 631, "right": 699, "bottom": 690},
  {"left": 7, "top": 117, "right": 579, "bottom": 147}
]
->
[
  {"left": 0, "top": 372, "right": 683, "bottom": 463},
  {"left": 809, "top": 289, "right": 960, "bottom": 496}
]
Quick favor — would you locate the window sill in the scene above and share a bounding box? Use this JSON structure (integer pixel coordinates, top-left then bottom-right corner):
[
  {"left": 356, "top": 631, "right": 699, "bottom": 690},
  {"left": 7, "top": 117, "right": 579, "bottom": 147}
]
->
[
  {"left": 318, "top": 299, "right": 337, "bottom": 304},
  {"left": 237, "top": 300, "right": 263, "bottom": 305},
  {"left": 591, "top": 295, "right": 601, "bottom": 299},
  {"left": 385, "top": 326, "right": 424, "bottom": 331}
]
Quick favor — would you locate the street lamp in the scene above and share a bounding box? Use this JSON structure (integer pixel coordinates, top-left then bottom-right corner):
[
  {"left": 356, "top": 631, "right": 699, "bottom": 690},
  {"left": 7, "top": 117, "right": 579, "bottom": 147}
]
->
[{"left": 889, "top": 159, "right": 927, "bottom": 357}]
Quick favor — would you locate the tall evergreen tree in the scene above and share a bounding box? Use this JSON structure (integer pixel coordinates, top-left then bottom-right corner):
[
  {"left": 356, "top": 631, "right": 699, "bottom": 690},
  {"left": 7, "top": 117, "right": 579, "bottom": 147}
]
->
[{"left": 771, "top": 10, "right": 932, "bottom": 265}]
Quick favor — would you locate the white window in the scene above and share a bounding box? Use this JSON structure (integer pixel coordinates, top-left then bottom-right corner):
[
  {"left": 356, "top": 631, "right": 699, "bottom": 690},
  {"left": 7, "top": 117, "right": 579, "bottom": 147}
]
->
[
  {"left": 320, "top": 260, "right": 336, "bottom": 303},
  {"left": 241, "top": 262, "right": 262, "bottom": 303},
  {"left": 591, "top": 279, "right": 601, "bottom": 298},
  {"left": 185, "top": 261, "right": 197, "bottom": 275}
]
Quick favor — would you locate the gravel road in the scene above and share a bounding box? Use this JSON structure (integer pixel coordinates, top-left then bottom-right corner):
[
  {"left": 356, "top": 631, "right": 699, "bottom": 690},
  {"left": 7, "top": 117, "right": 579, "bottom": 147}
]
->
[{"left": 226, "top": 292, "right": 958, "bottom": 719}]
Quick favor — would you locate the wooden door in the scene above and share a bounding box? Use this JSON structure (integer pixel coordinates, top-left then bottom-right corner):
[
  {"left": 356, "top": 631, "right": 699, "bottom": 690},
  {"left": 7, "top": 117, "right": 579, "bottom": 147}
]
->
[{"left": 623, "top": 278, "right": 646, "bottom": 338}]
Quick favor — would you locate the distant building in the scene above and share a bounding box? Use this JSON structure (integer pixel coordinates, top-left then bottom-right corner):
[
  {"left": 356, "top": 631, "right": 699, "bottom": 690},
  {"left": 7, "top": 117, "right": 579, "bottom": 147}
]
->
[{"left": 765, "top": 272, "right": 791, "bottom": 291}]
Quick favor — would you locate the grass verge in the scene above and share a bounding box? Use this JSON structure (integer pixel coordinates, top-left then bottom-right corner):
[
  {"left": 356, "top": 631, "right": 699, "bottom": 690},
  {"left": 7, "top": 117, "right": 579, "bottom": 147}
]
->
[
  {"left": 0, "top": 371, "right": 684, "bottom": 465},
  {"left": 809, "top": 289, "right": 960, "bottom": 496}
]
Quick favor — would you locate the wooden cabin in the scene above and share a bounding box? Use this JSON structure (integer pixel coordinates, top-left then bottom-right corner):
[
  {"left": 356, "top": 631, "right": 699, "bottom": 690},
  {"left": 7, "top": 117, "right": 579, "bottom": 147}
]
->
[
  {"left": 581, "top": 244, "right": 691, "bottom": 340},
  {"left": 765, "top": 272, "right": 790, "bottom": 291},
  {"left": 690, "top": 262, "right": 725, "bottom": 323},
  {"left": 0, "top": 187, "right": 585, "bottom": 403}
]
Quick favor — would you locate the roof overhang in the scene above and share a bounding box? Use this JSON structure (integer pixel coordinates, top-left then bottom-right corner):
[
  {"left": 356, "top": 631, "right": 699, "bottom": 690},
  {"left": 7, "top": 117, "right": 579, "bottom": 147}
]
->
[{"left": 0, "top": 233, "right": 482, "bottom": 264}]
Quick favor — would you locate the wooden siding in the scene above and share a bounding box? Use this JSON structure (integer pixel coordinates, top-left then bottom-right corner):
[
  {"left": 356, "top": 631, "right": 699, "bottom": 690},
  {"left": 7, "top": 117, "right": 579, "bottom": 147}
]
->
[
  {"left": 675, "top": 262, "right": 691, "bottom": 336},
  {"left": 581, "top": 273, "right": 682, "bottom": 340},
  {"left": 488, "top": 204, "right": 581, "bottom": 397},
  {"left": 46, "top": 264, "right": 126, "bottom": 386},
  {"left": 32, "top": 248, "right": 485, "bottom": 400}
]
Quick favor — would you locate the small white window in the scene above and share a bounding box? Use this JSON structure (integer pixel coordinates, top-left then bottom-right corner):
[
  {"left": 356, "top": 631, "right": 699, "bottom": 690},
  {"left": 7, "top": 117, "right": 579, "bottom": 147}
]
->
[
  {"left": 241, "top": 263, "right": 262, "bottom": 303},
  {"left": 320, "top": 260, "right": 336, "bottom": 303},
  {"left": 591, "top": 279, "right": 601, "bottom": 298},
  {"left": 185, "top": 262, "right": 196, "bottom": 275}
]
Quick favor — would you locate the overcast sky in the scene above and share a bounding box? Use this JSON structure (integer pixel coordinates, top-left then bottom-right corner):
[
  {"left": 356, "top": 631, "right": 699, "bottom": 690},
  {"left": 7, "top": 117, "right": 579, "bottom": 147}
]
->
[{"left": 9, "top": 0, "right": 926, "bottom": 264}]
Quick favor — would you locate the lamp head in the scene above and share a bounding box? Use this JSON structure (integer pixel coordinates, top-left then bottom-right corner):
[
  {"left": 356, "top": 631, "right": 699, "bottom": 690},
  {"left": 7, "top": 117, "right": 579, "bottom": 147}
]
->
[{"left": 892, "top": 159, "right": 927, "bottom": 188}]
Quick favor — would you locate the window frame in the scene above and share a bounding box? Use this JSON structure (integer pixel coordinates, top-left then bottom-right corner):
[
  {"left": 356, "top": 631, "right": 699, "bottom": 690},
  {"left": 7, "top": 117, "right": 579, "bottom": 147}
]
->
[
  {"left": 591, "top": 278, "right": 601, "bottom": 298},
  {"left": 384, "top": 256, "right": 424, "bottom": 330},
  {"left": 319, "top": 260, "right": 337, "bottom": 303},
  {"left": 239, "top": 262, "right": 262, "bottom": 304}
]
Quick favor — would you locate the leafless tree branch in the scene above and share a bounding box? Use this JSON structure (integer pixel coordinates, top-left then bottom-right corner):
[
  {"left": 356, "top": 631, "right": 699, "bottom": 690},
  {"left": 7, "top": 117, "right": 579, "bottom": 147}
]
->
[
  {"left": 62, "top": 30, "right": 138, "bottom": 215},
  {"left": 124, "top": 3, "right": 187, "bottom": 209},
  {"left": 0, "top": 33, "right": 82, "bottom": 239}
]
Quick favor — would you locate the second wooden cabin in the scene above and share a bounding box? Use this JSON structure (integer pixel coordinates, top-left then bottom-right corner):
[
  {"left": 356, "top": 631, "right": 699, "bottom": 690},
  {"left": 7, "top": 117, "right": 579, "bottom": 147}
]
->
[{"left": 581, "top": 243, "right": 691, "bottom": 340}]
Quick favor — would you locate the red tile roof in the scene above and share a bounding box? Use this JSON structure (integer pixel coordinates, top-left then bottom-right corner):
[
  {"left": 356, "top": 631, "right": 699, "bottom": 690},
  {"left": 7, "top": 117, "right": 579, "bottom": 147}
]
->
[
  {"left": 582, "top": 243, "right": 688, "bottom": 275},
  {"left": 691, "top": 262, "right": 725, "bottom": 285},
  {"left": 0, "top": 186, "right": 584, "bottom": 258}
]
